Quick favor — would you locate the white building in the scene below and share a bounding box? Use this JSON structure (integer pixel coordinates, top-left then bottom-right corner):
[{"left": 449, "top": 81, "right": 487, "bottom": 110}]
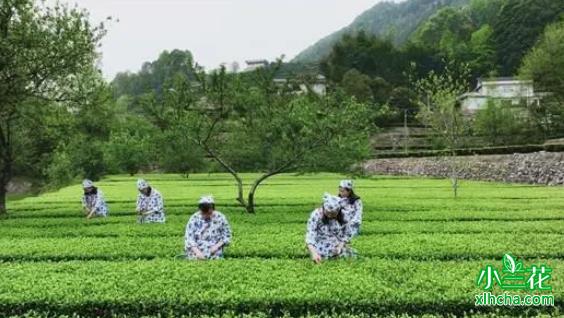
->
[
  {"left": 273, "top": 74, "right": 326, "bottom": 96},
  {"left": 244, "top": 59, "right": 269, "bottom": 72},
  {"left": 244, "top": 58, "right": 326, "bottom": 95},
  {"left": 299, "top": 74, "right": 326, "bottom": 96},
  {"left": 459, "top": 77, "right": 542, "bottom": 113},
  {"left": 219, "top": 61, "right": 240, "bottom": 73}
]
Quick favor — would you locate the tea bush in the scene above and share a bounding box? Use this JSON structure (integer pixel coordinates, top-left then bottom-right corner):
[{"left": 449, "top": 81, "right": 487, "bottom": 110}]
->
[{"left": 1, "top": 174, "right": 562, "bottom": 317}]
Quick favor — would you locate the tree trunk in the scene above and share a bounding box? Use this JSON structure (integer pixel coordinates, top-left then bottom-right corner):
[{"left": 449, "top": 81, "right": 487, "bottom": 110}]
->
[
  {"left": 245, "top": 178, "right": 262, "bottom": 214},
  {"left": 246, "top": 191, "right": 255, "bottom": 214},
  {"left": 0, "top": 136, "right": 10, "bottom": 216},
  {"left": 450, "top": 152, "right": 459, "bottom": 199},
  {"left": 0, "top": 107, "right": 14, "bottom": 216},
  {"left": 234, "top": 175, "right": 247, "bottom": 209},
  {"left": 0, "top": 186, "right": 6, "bottom": 216},
  {"left": 196, "top": 141, "right": 248, "bottom": 209},
  {"left": 451, "top": 174, "right": 459, "bottom": 198},
  {"left": 0, "top": 168, "right": 7, "bottom": 216},
  {"left": 245, "top": 172, "right": 279, "bottom": 214}
]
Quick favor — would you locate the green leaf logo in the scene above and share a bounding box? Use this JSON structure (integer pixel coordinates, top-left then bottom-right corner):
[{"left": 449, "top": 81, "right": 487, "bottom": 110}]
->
[{"left": 503, "top": 254, "right": 516, "bottom": 273}]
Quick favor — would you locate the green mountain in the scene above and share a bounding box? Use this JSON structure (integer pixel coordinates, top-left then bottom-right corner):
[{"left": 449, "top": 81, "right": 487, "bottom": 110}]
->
[{"left": 292, "top": 0, "right": 469, "bottom": 63}]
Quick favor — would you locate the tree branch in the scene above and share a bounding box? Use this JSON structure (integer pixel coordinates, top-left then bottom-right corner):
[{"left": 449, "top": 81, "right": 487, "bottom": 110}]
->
[{"left": 188, "top": 135, "right": 247, "bottom": 207}]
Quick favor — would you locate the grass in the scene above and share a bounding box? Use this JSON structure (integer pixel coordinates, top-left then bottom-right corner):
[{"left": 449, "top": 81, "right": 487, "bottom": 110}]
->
[{"left": 1, "top": 173, "right": 563, "bottom": 317}]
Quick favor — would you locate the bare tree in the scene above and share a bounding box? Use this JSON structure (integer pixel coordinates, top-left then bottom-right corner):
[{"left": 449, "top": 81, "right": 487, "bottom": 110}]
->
[{"left": 415, "top": 63, "right": 471, "bottom": 198}]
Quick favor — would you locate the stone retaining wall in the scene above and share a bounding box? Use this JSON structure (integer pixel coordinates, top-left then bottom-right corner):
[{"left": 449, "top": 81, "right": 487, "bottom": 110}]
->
[{"left": 363, "top": 151, "right": 564, "bottom": 185}]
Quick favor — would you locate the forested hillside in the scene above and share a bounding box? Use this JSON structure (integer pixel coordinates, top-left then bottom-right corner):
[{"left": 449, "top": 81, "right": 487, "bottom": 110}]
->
[{"left": 292, "top": 0, "right": 469, "bottom": 63}]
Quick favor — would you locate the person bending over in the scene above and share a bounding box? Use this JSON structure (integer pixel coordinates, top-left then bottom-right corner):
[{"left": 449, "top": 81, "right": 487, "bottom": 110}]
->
[
  {"left": 136, "top": 179, "right": 166, "bottom": 223},
  {"left": 306, "top": 193, "right": 355, "bottom": 264},
  {"left": 185, "top": 195, "right": 232, "bottom": 260},
  {"left": 81, "top": 179, "right": 109, "bottom": 219}
]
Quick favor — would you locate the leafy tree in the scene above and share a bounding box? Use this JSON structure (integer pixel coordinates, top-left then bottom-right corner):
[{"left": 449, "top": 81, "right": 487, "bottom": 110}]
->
[
  {"left": 467, "top": 0, "right": 507, "bottom": 26},
  {"left": 492, "top": 0, "right": 564, "bottom": 75},
  {"left": 412, "top": 7, "right": 473, "bottom": 50},
  {"left": 341, "top": 69, "right": 373, "bottom": 103},
  {"left": 111, "top": 49, "right": 196, "bottom": 102},
  {"left": 321, "top": 31, "right": 403, "bottom": 85},
  {"left": 160, "top": 63, "right": 373, "bottom": 213},
  {"left": 473, "top": 100, "right": 534, "bottom": 145},
  {"left": 519, "top": 20, "right": 564, "bottom": 137},
  {"left": 387, "top": 86, "right": 418, "bottom": 121},
  {"left": 105, "top": 116, "right": 154, "bottom": 176},
  {"left": 120, "top": 71, "right": 208, "bottom": 176},
  {"left": 467, "top": 25, "right": 496, "bottom": 78},
  {"left": 70, "top": 138, "right": 107, "bottom": 181},
  {"left": 0, "top": 0, "right": 106, "bottom": 215},
  {"left": 156, "top": 129, "right": 207, "bottom": 177},
  {"left": 373, "top": 104, "right": 400, "bottom": 129},
  {"left": 370, "top": 77, "right": 393, "bottom": 106},
  {"left": 46, "top": 137, "right": 106, "bottom": 188},
  {"left": 10, "top": 99, "right": 75, "bottom": 186},
  {"left": 411, "top": 1, "right": 503, "bottom": 81},
  {"left": 401, "top": 43, "right": 445, "bottom": 81},
  {"left": 44, "top": 148, "right": 77, "bottom": 189}
]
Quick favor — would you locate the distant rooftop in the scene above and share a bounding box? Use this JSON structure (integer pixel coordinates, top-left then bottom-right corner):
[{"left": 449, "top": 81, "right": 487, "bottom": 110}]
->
[
  {"left": 478, "top": 77, "right": 533, "bottom": 83},
  {"left": 245, "top": 59, "right": 268, "bottom": 65}
]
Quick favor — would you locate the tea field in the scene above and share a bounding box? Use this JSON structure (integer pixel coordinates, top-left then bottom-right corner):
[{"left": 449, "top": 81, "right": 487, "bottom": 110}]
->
[{"left": 1, "top": 173, "right": 563, "bottom": 317}]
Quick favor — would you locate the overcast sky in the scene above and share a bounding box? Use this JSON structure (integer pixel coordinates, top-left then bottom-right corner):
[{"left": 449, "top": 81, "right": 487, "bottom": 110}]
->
[{"left": 51, "top": 0, "right": 396, "bottom": 80}]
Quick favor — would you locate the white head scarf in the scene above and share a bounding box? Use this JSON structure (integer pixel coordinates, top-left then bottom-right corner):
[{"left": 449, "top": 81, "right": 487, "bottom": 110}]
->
[
  {"left": 322, "top": 192, "right": 342, "bottom": 214},
  {"left": 137, "top": 179, "right": 149, "bottom": 190},
  {"left": 199, "top": 195, "right": 215, "bottom": 204},
  {"left": 82, "top": 179, "right": 94, "bottom": 188},
  {"left": 339, "top": 179, "right": 354, "bottom": 190}
]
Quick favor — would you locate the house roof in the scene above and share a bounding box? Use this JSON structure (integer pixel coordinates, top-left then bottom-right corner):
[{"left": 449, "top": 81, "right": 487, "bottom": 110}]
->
[
  {"left": 478, "top": 77, "right": 533, "bottom": 84},
  {"left": 245, "top": 59, "right": 268, "bottom": 65}
]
